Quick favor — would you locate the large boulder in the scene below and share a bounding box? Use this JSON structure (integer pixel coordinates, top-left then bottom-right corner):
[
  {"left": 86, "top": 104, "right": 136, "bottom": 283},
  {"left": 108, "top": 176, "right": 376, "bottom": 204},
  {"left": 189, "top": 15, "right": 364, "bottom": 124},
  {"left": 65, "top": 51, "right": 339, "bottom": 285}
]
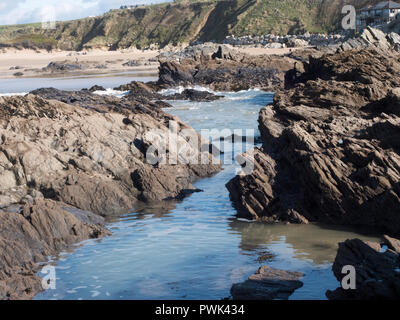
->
[
  {"left": 226, "top": 48, "right": 400, "bottom": 234},
  {"left": 326, "top": 237, "right": 400, "bottom": 300},
  {"left": 0, "top": 90, "right": 221, "bottom": 215}
]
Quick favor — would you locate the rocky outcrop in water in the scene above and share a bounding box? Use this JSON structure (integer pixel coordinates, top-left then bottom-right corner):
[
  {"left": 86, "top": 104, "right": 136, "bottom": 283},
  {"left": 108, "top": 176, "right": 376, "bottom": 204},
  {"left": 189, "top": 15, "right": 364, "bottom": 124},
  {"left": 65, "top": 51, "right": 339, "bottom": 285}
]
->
[
  {"left": 113, "top": 80, "right": 223, "bottom": 102},
  {"left": 0, "top": 199, "right": 110, "bottom": 300},
  {"left": 1, "top": 90, "right": 220, "bottom": 215},
  {"left": 326, "top": 236, "right": 400, "bottom": 300},
  {"left": 0, "top": 88, "right": 221, "bottom": 299},
  {"left": 157, "top": 49, "right": 300, "bottom": 91},
  {"left": 231, "top": 266, "right": 303, "bottom": 300},
  {"left": 163, "top": 89, "right": 224, "bottom": 102},
  {"left": 226, "top": 48, "right": 400, "bottom": 234}
]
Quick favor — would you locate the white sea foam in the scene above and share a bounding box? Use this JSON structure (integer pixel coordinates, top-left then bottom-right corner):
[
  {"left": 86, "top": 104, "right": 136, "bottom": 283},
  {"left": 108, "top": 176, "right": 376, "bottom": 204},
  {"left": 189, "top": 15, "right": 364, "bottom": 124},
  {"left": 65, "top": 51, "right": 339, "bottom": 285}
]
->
[
  {"left": 0, "top": 92, "right": 27, "bottom": 97},
  {"left": 159, "top": 85, "right": 218, "bottom": 95},
  {"left": 93, "top": 88, "right": 129, "bottom": 98}
]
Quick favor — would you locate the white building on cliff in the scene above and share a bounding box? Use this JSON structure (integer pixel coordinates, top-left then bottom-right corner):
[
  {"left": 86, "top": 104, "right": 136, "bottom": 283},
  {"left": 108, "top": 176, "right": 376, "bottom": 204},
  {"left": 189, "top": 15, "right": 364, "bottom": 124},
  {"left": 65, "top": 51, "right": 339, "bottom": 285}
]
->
[{"left": 356, "top": 1, "right": 400, "bottom": 30}]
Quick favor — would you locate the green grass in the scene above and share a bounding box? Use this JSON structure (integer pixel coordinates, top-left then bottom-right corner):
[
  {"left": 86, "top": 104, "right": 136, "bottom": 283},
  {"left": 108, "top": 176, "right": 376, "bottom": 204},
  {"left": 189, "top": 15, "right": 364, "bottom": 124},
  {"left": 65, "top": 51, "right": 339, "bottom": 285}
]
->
[{"left": 0, "top": 0, "right": 385, "bottom": 50}]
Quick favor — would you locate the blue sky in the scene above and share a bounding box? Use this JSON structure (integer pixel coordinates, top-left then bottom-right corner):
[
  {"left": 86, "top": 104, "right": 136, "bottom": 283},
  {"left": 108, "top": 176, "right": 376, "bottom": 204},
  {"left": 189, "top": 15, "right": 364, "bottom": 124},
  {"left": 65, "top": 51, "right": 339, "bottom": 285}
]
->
[{"left": 0, "top": 0, "right": 170, "bottom": 25}]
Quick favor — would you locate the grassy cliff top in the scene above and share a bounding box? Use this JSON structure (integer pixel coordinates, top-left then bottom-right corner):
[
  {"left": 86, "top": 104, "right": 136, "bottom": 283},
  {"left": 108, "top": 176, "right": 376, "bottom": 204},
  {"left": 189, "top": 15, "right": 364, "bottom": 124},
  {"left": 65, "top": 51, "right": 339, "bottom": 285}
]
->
[{"left": 0, "top": 0, "right": 384, "bottom": 51}]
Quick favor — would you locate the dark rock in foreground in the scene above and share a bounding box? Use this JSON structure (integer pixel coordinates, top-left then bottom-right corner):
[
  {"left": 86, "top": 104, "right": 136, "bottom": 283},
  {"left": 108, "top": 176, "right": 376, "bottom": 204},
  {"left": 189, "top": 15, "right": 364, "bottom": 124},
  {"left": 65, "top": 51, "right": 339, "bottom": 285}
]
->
[
  {"left": 0, "top": 86, "right": 221, "bottom": 300},
  {"left": 231, "top": 266, "right": 303, "bottom": 300},
  {"left": 2, "top": 89, "right": 220, "bottom": 215},
  {"left": 327, "top": 237, "right": 400, "bottom": 300}
]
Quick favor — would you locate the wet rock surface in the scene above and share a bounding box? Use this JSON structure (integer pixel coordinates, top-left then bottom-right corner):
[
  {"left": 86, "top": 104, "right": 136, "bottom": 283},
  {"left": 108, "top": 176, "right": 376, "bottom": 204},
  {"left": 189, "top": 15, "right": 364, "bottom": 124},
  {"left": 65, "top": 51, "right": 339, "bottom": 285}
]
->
[
  {"left": 231, "top": 266, "right": 303, "bottom": 300},
  {"left": 326, "top": 237, "right": 400, "bottom": 300},
  {"left": 226, "top": 48, "right": 400, "bottom": 234}
]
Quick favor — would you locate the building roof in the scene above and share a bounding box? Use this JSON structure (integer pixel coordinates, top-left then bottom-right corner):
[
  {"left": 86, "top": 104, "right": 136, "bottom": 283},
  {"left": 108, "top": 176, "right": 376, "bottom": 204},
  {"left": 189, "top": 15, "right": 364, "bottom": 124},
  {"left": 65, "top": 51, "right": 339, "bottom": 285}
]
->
[{"left": 360, "top": 1, "right": 400, "bottom": 11}]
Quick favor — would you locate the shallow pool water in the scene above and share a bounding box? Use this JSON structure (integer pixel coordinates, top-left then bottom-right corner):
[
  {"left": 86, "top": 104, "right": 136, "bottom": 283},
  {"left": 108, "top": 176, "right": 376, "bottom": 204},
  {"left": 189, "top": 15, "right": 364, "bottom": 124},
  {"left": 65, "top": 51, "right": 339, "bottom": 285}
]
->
[{"left": 32, "top": 88, "right": 381, "bottom": 300}]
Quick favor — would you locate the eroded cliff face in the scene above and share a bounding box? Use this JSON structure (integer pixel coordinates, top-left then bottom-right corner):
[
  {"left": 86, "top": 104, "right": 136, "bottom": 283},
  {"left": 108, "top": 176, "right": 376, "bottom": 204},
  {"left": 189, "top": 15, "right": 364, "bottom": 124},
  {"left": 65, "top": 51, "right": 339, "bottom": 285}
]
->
[
  {"left": 0, "top": 88, "right": 221, "bottom": 299},
  {"left": 227, "top": 48, "right": 400, "bottom": 235}
]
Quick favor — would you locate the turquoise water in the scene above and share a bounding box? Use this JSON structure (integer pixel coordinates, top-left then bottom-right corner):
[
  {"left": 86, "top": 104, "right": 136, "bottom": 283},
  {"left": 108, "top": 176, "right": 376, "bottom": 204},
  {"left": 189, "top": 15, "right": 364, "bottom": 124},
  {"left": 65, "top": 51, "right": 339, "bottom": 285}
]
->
[{"left": 32, "top": 88, "right": 380, "bottom": 300}]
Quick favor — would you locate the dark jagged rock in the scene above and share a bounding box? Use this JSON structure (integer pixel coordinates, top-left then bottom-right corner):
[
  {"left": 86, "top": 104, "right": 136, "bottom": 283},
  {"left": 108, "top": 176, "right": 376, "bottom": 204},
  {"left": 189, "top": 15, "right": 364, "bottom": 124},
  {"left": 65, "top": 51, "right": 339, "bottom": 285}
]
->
[
  {"left": 114, "top": 81, "right": 163, "bottom": 100},
  {"left": 42, "top": 61, "right": 82, "bottom": 72},
  {"left": 226, "top": 48, "right": 400, "bottom": 234},
  {"left": 122, "top": 60, "right": 142, "bottom": 67},
  {"left": 231, "top": 266, "right": 303, "bottom": 300},
  {"left": 326, "top": 238, "right": 400, "bottom": 300},
  {"left": 157, "top": 54, "right": 300, "bottom": 92},
  {"left": 164, "top": 89, "right": 223, "bottom": 102},
  {"left": 88, "top": 85, "right": 106, "bottom": 92},
  {"left": 30, "top": 87, "right": 169, "bottom": 120}
]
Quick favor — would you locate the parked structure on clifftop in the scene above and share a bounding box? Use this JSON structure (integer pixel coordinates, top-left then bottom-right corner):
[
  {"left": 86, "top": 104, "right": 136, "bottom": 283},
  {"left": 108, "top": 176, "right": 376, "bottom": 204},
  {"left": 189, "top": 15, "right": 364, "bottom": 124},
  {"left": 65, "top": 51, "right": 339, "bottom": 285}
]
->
[{"left": 357, "top": 1, "right": 400, "bottom": 30}]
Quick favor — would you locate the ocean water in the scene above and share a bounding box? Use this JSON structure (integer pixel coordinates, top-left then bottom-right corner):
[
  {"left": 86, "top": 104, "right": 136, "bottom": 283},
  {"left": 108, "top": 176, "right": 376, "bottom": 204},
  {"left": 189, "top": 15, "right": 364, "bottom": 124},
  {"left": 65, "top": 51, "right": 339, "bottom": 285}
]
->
[
  {"left": 0, "top": 70, "right": 157, "bottom": 95},
  {"left": 27, "top": 87, "right": 381, "bottom": 300}
]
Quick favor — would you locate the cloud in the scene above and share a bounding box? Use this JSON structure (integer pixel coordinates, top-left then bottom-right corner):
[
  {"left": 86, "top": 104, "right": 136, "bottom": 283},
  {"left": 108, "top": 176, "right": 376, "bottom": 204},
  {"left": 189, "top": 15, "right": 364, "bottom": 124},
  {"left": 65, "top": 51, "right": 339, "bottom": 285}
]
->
[{"left": 0, "top": 0, "right": 170, "bottom": 25}]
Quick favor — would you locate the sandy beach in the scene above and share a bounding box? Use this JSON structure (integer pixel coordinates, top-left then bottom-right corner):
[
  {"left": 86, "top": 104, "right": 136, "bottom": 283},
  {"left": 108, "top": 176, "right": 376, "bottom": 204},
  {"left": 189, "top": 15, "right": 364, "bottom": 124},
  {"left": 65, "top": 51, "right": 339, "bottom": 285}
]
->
[
  {"left": 0, "top": 48, "right": 161, "bottom": 78},
  {"left": 0, "top": 46, "right": 296, "bottom": 79}
]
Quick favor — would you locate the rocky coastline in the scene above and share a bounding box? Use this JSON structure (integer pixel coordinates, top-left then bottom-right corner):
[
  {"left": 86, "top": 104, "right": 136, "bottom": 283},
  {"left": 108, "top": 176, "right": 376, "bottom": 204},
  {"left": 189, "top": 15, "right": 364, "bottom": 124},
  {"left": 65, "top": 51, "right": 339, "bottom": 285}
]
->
[
  {"left": 225, "top": 32, "right": 400, "bottom": 299},
  {"left": 226, "top": 47, "right": 400, "bottom": 234},
  {"left": 0, "top": 82, "right": 221, "bottom": 298},
  {"left": 1, "top": 27, "right": 400, "bottom": 300}
]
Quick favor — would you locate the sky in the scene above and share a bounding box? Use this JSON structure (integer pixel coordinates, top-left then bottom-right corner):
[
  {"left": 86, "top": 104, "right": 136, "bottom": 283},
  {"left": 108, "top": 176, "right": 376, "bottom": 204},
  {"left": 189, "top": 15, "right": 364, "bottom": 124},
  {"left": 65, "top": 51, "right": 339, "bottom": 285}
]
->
[{"left": 0, "top": 0, "right": 171, "bottom": 25}]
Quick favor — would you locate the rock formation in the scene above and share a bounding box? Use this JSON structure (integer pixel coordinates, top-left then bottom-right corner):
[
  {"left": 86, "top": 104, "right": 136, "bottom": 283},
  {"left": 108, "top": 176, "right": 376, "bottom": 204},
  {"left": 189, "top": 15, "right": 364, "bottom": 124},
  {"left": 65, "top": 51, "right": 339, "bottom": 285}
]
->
[
  {"left": 0, "top": 199, "right": 110, "bottom": 299},
  {"left": 114, "top": 81, "right": 223, "bottom": 102},
  {"left": 157, "top": 50, "right": 300, "bottom": 91},
  {"left": 326, "top": 236, "right": 400, "bottom": 300},
  {"left": 1, "top": 90, "right": 221, "bottom": 215},
  {"left": 163, "top": 89, "right": 224, "bottom": 102},
  {"left": 226, "top": 48, "right": 400, "bottom": 234},
  {"left": 231, "top": 266, "right": 303, "bottom": 300},
  {"left": 0, "top": 87, "right": 221, "bottom": 299},
  {"left": 340, "top": 27, "right": 400, "bottom": 52}
]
